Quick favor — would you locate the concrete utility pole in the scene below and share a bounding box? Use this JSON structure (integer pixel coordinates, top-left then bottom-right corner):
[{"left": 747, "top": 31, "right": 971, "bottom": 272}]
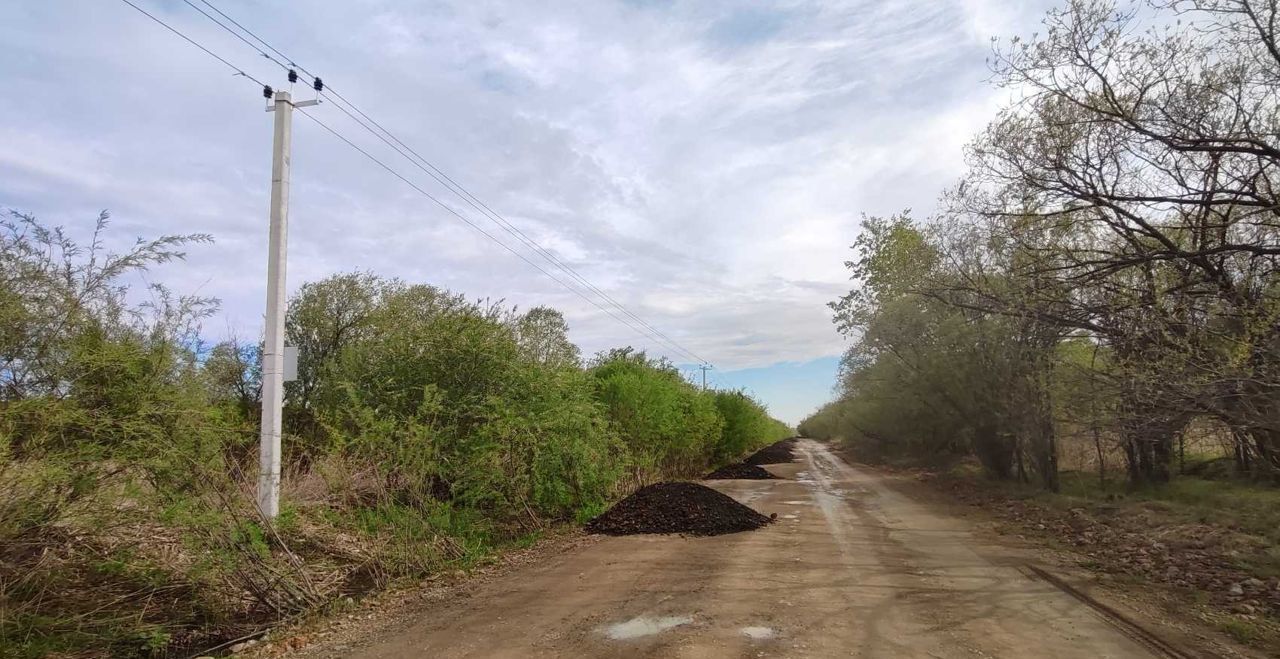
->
[
  {"left": 258, "top": 89, "right": 317, "bottom": 519},
  {"left": 700, "top": 364, "right": 713, "bottom": 391}
]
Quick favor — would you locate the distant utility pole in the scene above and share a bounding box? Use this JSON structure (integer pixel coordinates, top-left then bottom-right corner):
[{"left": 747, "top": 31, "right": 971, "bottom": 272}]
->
[
  {"left": 258, "top": 87, "right": 317, "bottom": 520},
  {"left": 700, "top": 364, "right": 713, "bottom": 391}
]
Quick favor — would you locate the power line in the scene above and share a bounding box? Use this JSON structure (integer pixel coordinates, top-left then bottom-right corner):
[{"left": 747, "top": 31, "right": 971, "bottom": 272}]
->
[
  {"left": 117, "top": 0, "right": 267, "bottom": 87},
  {"left": 305, "top": 89, "right": 708, "bottom": 363},
  {"left": 180, "top": 0, "right": 292, "bottom": 73},
  {"left": 194, "top": 0, "right": 303, "bottom": 73},
  {"left": 181, "top": 0, "right": 710, "bottom": 367},
  {"left": 311, "top": 95, "right": 707, "bottom": 365},
  {"left": 117, "top": 0, "right": 710, "bottom": 366},
  {"left": 292, "top": 107, "right": 692, "bottom": 355},
  {"left": 193, "top": 0, "right": 708, "bottom": 366}
]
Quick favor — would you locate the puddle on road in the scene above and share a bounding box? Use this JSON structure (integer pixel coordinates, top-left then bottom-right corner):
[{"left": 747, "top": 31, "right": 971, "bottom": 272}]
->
[
  {"left": 781, "top": 514, "right": 798, "bottom": 520},
  {"left": 601, "top": 615, "right": 693, "bottom": 640},
  {"left": 742, "top": 626, "right": 776, "bottom": 640},
  {"left": 781, "top": 500, "right": 807, "bottom": 505},
  {"left": 735, "top": 488, "right": 769, "bottom": 504}
]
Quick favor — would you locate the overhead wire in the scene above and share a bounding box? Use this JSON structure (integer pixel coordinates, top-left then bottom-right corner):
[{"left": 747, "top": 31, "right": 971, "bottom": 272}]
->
[
  {"left": 118, "top": 0, "right": 268, "bottom": 87},
  {"left": 313, "top": 95, "right": 708, "bottom": 365},
  {"left": 118, "top": 0, "right": 710, "bottom": 366},
  {"left": 292, "top": 107, "right": 702, "bottom": 354},
  {"left": 193, "top": 0, "right": 303, "bottom": 74},
  {"left": 181, "top": 0, "right": 710, "bottom": 367},
  {"left": 180, "top": 1, "right": 283, "bottom": 68}
]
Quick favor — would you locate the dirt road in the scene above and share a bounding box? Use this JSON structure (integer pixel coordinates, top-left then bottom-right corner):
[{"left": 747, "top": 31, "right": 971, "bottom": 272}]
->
[{"left": 339, "top": 440, "right": 1160, "bottom": 658}]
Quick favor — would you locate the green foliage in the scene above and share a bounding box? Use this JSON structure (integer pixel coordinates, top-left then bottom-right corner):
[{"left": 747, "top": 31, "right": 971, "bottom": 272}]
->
[
  {"left": 808, "top": 0, "right": 1280, "bottom": 492},
  {"left": 589, "top": 349, "right": 722, "bottom": 477},
  {"left": 1054, "top": 473, "right": 1280, "bottom": 546},
  {"left": 807, "top": 211, "right": 1061, "bottom": 486},
  {"left": 713, "top": 390, "right": 790, "bottom": 463},
  {"left": 1219, "top": 618, "right": 1262, "bottom": 643},
  {"left": 829, "top": 213, "right": 937, "bottom": 337},
  {"left": 311, "top": 286, "right": 622, "bottom": 521},
  {"left": 512, "top": 306, "right": 581, "bottom": 368},
  {"left": 0, "top": 215, "right": 789, "bottom": 657}
]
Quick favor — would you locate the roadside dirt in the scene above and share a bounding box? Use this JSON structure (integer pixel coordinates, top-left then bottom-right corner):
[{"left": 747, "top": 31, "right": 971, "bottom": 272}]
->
[
  {"left": 273, "top": 440, "right": 1244, "bottom": 658},
  {"left": 862, "top": 461, "right": 1280, "bottom": 655},
  {"left": 926, "top": 471, "right": 1280, "bottom": 615}
]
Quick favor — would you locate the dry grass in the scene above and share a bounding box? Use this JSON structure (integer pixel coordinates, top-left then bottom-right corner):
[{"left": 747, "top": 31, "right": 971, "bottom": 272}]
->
[
  {"left": 899, "top": 455, "right": 1280, "bottom": 655},
  {"left": 1055, "top": 418, "right": 1235, "bottom": 476},
  {"left": 0, "top": 460, "right": 437, "bottom": 658}
]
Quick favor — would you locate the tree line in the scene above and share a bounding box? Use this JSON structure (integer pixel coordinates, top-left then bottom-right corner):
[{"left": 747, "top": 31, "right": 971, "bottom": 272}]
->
[
  {"left": 0, "top": 209, "right": 789, "bottom": 655},
  {"left": 800, "top": 0, "right": 1280, "bottom": 490}
]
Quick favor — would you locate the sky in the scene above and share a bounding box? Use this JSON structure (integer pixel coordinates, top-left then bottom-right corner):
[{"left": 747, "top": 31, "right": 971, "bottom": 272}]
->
[{"left": 0, "top": 0, "right": 1054, "bottom": 425}]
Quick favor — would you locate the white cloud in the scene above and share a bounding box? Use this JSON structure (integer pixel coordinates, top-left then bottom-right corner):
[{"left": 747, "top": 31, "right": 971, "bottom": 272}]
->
[{"left": 0, "top": 0, "right": 1055, "bottom": 378}]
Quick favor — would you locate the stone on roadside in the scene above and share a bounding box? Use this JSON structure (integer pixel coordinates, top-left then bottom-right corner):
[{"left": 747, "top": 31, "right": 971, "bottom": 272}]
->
[{"left": 229, "top": 639, "right": 258, "bottom": 653}]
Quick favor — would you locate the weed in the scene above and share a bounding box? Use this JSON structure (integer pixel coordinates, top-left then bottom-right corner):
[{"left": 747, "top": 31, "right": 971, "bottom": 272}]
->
[
  {"left": 0, "top": 217, "right": 793, "bottom": 656},
  {"left": 1218, "top": 617, "right": 1261, "bottom": 643}
]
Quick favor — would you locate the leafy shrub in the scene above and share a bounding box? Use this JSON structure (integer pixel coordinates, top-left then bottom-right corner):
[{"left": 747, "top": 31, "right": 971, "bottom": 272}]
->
[
  {"left": 712, "top": 390, "right": 789, "bottom": 463},
  {"left": 0, "top": 215, "right": 791, "bottom": 657},
  {"left": 589, "top": 349, "right": 722, "bottom": 478},
  {"left": 310, "top": 288, "right": 623, "bottom": 523}
]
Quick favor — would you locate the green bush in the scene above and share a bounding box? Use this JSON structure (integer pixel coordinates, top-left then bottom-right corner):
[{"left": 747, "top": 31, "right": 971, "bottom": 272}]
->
[
  {"left": 309, "top": 288, "right": 623, "bottom": 523},
  {"left": 589, "top": 349, "right": 722, "bottom": 478},
  {"left": 713, "top": 390, "right": 790, "bottom": 463},
  {"left": 0, "top": 214, "right": 792, "bottom": 657}
]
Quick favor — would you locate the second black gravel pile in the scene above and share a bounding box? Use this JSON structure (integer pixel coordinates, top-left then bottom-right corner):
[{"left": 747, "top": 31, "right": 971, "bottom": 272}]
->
[
  {"left": 704, "top": 463, "right": 778, "bottom": 480},
  {"left": 743, "top": 438, "right": 799, "bottom": 465},
  {"left": 585, "top": 482, "right": 773, "bottom": 536}
]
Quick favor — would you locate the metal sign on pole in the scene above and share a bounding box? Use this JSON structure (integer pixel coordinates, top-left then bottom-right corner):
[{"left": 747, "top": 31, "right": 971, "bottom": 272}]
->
[{"left": 258, "top": 89, "right": 317, "bottom": 520}]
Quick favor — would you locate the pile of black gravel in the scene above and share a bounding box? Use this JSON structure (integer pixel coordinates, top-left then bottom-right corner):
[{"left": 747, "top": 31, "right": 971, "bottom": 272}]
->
[
  {"left": 704, "top": 463, "right": 778, "bottom": 480},
  {"left": 743, "top": 438, "right": 798, "bottom": 465},
  {"left": 585, "top": 482, "right": 773, "bottom": 536}
]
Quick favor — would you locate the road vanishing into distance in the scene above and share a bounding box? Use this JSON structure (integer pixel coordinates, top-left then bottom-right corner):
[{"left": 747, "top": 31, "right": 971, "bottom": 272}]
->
[{"left": 318, "top": 440, "right": 1159, "bottom": 658}]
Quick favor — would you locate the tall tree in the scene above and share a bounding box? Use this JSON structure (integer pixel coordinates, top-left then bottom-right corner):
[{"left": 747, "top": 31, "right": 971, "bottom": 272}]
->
[{"left": 512, "top": 306, "right": 580, "bottom": 368}]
